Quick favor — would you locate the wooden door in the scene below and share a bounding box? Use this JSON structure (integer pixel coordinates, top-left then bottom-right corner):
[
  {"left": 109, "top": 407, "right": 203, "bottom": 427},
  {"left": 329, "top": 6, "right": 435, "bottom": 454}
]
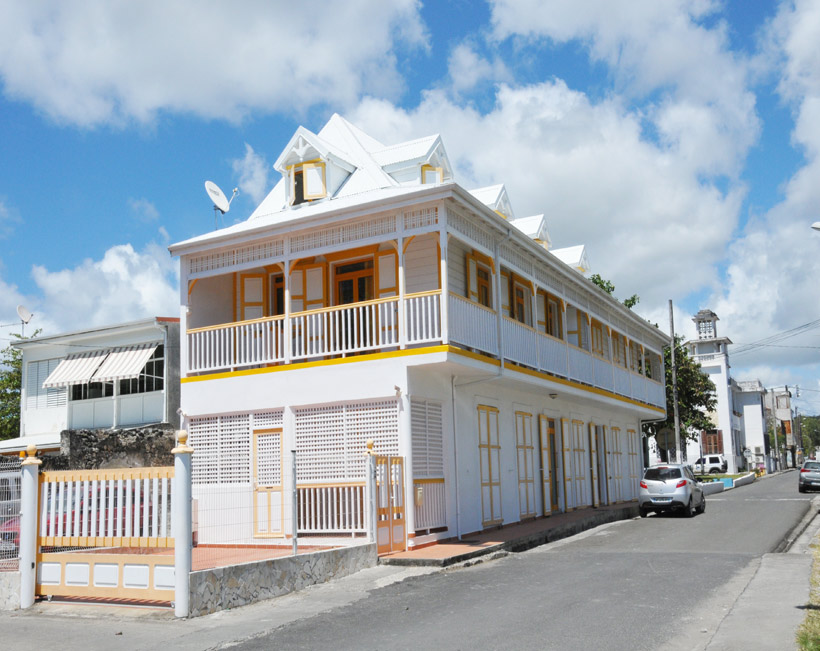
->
[
  {"left": 478, "top": 405, "right": 502, "bottom": 526},
  {"left": 375, "top": 455, "right": 406, "bottom": 554},
  {"left": 253, "top": 429, "right": 284, "bottom": 537}
]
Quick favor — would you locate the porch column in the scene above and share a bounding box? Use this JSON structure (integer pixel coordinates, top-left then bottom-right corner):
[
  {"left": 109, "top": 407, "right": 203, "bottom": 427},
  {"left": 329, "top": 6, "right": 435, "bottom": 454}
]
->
[
  {"left": 173, "top": 431, "right": 193, "bottom": 618},
  {"left": 398, "top": 390, "right": 415, "bottom": 543},
  {"left": 284, "top": 262, "right": 292, "bottom": 364},
  {"left": 19, "top": 445, "right": 41, "bottom": 609},
  {"left": 439, "top": 221, "right": 449, "bottom": 345},
  {"left": 398, "top": 238, "right": 407, "bottom": 350}
]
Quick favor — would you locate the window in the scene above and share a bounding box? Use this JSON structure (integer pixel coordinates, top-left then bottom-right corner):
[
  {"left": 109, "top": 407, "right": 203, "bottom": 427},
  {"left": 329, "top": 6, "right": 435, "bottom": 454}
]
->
[
  {"left": 26, "top": 359, "right": 67, "bottom": 409},
  {"left": 476, "top": 265, "right": 492, "bottom": 307},
  {"left": 119, "top": 345, "right": 165, "bottom": 395},
  {"left": 612, "top": 332, "right": 627, "bottom": 367},
  {"left": 644, "top": 467, "right": 681, "bottom": 481},
  {"left": 421, "top": 164, "right": 442, "bottom": 184},
  {"left": 71, "top": 381, "right": 113, "bottom": 401},
  {"left": 590, "top": 319, "right": 608, "bottom": 358},
  {"left": 546, "top": 294, "right": 562, "bottom": 339},
  {"left": 466, "top": 250, "right": 494, "bottom": 308},
  {"left": 628, "top": 341, "right": 641, "bottom": 372},
  {"left": 290, "top": 161, "right": 326, "bottom": 205},
  {"left": 506, "top": 272, "right": 532, "bottom": 325},
  {"left": 566, "top": 305, "right": 589, "bottom": 350}
]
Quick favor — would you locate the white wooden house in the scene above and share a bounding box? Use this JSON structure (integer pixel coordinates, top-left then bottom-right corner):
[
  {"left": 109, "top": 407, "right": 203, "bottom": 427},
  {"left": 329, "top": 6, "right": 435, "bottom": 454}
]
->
[
  {"left": 1, "top": 317, "right": 180, "bottom": 456},
  {"left": 169, "top": 115, "right": 668, "bottom": 553}
]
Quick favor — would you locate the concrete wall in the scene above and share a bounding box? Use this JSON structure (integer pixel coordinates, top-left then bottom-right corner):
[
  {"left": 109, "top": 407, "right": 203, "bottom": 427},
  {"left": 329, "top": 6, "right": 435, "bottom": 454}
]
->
[
  {"left": 188, "top": 543, "right": 377, "bottom": 617},
  {"left": 0, "top": 571, "right": 20, "bottom": 611}
]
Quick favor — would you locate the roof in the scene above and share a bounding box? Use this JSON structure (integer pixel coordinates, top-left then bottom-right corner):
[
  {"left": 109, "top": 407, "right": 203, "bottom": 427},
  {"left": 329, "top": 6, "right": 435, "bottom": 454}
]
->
[
  {"left": 12, "top": 317, "right": 178, "bottom": 349},
  {"left": 551, "top": 245, "right": 590, "bottom": 274}
]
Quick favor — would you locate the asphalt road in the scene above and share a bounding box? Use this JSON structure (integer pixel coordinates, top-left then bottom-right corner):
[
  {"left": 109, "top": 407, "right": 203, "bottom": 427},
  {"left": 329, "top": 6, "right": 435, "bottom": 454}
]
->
[{"left": 233, "top": 472, "right": 810, "bottom": 651}]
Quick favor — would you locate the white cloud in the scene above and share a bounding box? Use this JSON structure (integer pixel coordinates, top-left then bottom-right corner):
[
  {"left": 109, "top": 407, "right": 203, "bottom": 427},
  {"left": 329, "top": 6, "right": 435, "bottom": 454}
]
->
[
  {"left": 231, "top": 144, "right": 269, "bottom": 206},
  {"left": 0, "top": 0, "right": 428, "bottom": 127},
  {"left": 0, "top": 198, "right": 18, "bottom": 239},
  {"left": 351, "top": 82, "right": 742, "bottom": 306},
  {"left": 128, "top": 197, "right": 159, "bottom": 223},
  {"left": 29, "top": 242, "right": 178, "bottom": 332},
  {"left": 447, "top": 42, "right": 510, "bottom": 95}
]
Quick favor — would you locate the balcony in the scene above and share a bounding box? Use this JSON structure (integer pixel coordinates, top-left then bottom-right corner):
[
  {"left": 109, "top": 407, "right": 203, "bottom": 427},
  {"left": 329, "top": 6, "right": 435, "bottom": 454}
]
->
[{"left": 185, "top": 291, "right": 665, "bottom": 409}]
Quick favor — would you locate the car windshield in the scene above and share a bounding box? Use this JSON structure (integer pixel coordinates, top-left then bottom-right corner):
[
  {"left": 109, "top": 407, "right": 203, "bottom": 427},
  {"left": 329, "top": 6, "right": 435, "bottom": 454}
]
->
[
  {"left": 644, "top": 467, "right": 682, "bottom": 481},
  {"left": 804, "top": 462, "right": 820, "bottom": 470}
]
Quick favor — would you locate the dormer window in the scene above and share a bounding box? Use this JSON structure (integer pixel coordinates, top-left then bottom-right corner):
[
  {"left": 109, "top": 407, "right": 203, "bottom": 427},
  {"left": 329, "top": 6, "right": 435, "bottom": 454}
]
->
[
  {"left": 421, "top": 164, "right": 442, "bottom": 185},
  {"left": 290, "top": 161, "right": 326, "bottom": 205}
]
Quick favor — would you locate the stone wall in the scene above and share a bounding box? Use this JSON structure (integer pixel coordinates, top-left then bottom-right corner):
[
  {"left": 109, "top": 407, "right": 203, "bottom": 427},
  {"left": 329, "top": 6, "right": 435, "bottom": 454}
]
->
[
  {"left": 42, "top": 424, "right": 176, "bottom": 471},
  {"left": 0, "top": 571, "right": 20, "bottom": 611},
  {"left": 188, "top": 543, "right": 377, "bottom": 617}
]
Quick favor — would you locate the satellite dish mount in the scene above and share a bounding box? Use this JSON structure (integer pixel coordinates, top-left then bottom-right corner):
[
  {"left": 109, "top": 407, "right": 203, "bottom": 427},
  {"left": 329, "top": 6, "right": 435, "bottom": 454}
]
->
[
  {"left": 204, "top": 181, "right": 238, "bottom": 229},
  {"left": 16, "top": 305, "right": 33, "bottom": 337}
]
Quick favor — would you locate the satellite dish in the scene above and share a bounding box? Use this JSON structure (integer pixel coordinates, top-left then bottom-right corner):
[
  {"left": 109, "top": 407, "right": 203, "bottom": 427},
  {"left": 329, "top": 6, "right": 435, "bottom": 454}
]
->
[
  {"left": 16, "top": 305, "right": 33, "bottom": 324},
  {"left": 205, "top": 181, "right": 231, "bottom": 213}
]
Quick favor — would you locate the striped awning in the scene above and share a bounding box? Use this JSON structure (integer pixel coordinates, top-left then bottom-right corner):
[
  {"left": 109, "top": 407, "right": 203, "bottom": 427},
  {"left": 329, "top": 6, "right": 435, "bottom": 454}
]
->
[
  {"left": 42, "top": 349, "right": 110, "bottom": 388},
  {"left": 92, "top": 343, "right": 158, "bottom": 383}
]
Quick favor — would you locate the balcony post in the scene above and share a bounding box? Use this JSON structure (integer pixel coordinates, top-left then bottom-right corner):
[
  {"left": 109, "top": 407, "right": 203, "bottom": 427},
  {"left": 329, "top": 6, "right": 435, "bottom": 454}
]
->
[
  {"left": 439, "top": 217, "right": 449, "bottom": 345},
  {"left": 284, "top": 262, "right": 292, "bottom": 364},
  {"left": 19, "top": 445, "right": 42, "bottom": 609},
  {"left": 398, "top": 239, "right": 407, "bottom": 350}
]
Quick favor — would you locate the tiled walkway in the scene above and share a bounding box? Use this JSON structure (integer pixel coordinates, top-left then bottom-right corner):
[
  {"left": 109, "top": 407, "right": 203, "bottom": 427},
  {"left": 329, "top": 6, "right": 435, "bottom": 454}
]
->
[{"left": 381, "top": 501, "right": 639, "bottom": 566}]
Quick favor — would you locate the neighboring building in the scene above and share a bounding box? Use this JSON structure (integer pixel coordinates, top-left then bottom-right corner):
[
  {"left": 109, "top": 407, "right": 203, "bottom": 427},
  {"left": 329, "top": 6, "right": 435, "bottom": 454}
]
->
[
  {"left": 683, "top": 309, "right": 745, "bottom": 474},
  {"left": 764, "top": 387, "right": 796, "bottom": 468},
  {"left": 0, "top": 317, "right": 180, "bottom": 457},
  {"left": 169, "top": 115, "right": 668, "bottom": 552},
  {"left": 736, "top": 380, "right": 770, "bottom": 471}
]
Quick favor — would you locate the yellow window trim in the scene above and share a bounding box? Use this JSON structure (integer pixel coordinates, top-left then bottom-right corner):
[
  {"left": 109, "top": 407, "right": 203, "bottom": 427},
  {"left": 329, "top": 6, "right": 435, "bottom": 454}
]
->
[{"left": 421, "top": 163, "right": 443, "bottom": 184}]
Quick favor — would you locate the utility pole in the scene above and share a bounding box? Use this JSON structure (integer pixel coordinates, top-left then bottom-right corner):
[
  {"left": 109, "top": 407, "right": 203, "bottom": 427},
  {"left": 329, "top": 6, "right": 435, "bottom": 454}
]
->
[{"left": 669, "top": 300, "right": 682, "bottom": 463}]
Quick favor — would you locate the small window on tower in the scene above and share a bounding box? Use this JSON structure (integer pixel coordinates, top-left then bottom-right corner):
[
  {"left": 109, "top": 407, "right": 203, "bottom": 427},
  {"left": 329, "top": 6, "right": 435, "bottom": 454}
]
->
[{"left": 291, "top": 161, "right": 326, "bottom": 205}]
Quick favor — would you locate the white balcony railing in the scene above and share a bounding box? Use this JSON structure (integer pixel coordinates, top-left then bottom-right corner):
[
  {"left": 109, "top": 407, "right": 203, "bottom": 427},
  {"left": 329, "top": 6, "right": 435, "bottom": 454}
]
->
[{"left": 186, "top": 290, "right": 665, "bottom": 410}]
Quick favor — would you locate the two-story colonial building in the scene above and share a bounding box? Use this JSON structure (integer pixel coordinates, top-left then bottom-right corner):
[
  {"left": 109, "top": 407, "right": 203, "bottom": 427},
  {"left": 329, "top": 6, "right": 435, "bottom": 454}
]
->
[{"left": 169, "top": 115, "right": 668, "bottom": 553}]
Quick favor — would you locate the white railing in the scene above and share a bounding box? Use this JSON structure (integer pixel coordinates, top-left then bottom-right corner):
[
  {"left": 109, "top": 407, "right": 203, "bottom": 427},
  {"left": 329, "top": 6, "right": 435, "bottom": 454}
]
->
[
  {"left": 502, "top": 317, "right": 537, "bottom": 367},
  {"left": 188, "top": 317, "right": 284, "bottom": 373},
  {"left": 448, "top": 293, "right": 499, "bottom": 355},
  {"left": 536, "top": 331, "right": 568, "bottom": 377},
  {"left": 646, "top": 378, "right": 666, "bottom": 407},
  {"left": 630, "top": 373, "right": 647, "bottom": 403},
  {"left": 405, "top": 291, "right": 442, "bottom": 344},
  {"left": 297, "top": 483, "right": 366, "bottom": 534},
  {"left": 613, "top": 365, "right": 631, "bottom": 396},
  {"left": 38, "top": 467, "right": 174, "bottom": 547},
  {"left": 568, "top": 346, "right": 594, "bottom": 385},
  {"left": 593, "top": 356, "right": 614, "bottom": 391},
  {"left": 414, "top": 479, "right": 446, "bottom": 531}
]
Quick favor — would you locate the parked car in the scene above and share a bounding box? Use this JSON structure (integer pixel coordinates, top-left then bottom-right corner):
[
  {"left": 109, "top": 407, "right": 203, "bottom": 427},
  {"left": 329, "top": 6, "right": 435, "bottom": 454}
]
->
[
  {"left": 639, "top": 464, "right": 705, "bottom": 517},
  {"left": 693, "top": 454, "right": 727, "bottom": 474},
  {"left": 798, "top": 460, "right": 820, "bottom": 493}
]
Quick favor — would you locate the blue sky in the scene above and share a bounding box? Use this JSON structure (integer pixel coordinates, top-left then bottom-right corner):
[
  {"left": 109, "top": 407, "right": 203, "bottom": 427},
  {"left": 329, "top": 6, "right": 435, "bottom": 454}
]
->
[{"left": 1, "top": 0, "right": 820, "bottom": 413}]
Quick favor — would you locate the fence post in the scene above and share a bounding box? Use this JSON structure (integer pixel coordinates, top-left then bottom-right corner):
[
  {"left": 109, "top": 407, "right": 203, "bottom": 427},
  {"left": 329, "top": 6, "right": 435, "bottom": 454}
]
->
[
  {"left": 291, "top": 450, "right": 298, "bottom": 556},
  {"left": 19, "top": 445, "right": 41, "bottom": 609},
  {"left": 365, "top": 440, "right": 377, "bottom": 544},
  {"left": 172, "top": 431, "right": 194, "bottom": 618}
]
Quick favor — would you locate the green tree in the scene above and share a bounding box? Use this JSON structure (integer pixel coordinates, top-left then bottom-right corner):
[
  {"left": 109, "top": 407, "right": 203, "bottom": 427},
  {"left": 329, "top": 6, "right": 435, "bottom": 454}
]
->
[
  {"left": 589, "top": 273, "right": 640, "bottom": 309},
  {"left": 642, "top": 335, "right": 717, "bottom": 442},
  {"left": 799, "top": 415, "right": 820, "bottom": 453},
  {"left": 0, "top": 334, "right": 24, "bottom": 440}
]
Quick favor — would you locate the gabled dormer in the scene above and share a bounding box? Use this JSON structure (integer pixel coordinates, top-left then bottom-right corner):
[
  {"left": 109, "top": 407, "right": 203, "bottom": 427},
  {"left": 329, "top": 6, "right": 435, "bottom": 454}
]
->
[
  {"left": 510, "top": 214, "right": 551, "bottom": 250},
  {"left": 551, "top": 245, "right": 591, "bottom": 275},
  {"left": 274, "top": 127, "right": 356, "bottom": 207},
  {"left": 469, "top": 184, "right": 515, "bottom": 220},
  {"left": 372, "top": 135, "right": 454, "bottom": 187}
]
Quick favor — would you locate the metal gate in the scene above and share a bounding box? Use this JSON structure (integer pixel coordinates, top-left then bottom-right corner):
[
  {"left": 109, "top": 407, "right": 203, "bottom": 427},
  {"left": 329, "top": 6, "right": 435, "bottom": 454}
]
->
[{"left": 375, "top": 456, "right": 406, "bottom": 554}]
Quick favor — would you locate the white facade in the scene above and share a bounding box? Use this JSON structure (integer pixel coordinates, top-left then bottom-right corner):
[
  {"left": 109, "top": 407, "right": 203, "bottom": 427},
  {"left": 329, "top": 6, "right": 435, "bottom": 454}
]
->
[
  {"left": 2, "top": 318, "right": 180, "bottom": 455},
  {"left": 171, "top": 115, "right": 668, "bottom": 549},
  {"left": 736, "top": 380, "right": 770, "bottom": 471}
]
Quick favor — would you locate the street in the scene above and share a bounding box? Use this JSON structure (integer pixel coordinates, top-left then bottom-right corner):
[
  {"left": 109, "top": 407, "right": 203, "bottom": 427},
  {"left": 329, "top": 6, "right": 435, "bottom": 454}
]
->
[{"left": 0, "top": 472, "right": 812, "bottom": 651}]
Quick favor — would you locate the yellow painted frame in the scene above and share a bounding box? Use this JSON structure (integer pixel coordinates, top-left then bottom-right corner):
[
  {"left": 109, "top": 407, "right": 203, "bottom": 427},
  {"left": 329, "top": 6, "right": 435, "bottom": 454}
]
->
[
  {"left": 253, "top": 428, "right": 285, "bottom": 539},
  {"left": 478, "top": 404, "right": 503, "bottom": 527},
  {"left": 515, "top": 411, "right": 536, "bottom": 519}
]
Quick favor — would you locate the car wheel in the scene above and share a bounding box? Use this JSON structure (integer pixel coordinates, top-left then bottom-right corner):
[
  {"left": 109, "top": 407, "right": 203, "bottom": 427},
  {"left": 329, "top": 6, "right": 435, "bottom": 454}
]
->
[
  {"left": 709, "top": 469, "right": 719, "bottom": 474},
  {"left": 697, "top": 496, "right": 706, "bottom": 514},
  {"left": 799, "top": 485, "right": 807, "bottom": 493},
  {"left": 685, "top": 497, "right": 696, "bottom": 518},
  {"left": 639, "top": 507, "right": 648, "bottom": 518}
]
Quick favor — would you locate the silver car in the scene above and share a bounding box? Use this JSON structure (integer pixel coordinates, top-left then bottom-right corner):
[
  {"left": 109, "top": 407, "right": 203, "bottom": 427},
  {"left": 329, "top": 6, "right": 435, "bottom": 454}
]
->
[
  {"left": 639, "top": 464, "right": 705, "bottom": 517},
  {"left": 798, "top": 460, "right": 820, "bottom": 493}
]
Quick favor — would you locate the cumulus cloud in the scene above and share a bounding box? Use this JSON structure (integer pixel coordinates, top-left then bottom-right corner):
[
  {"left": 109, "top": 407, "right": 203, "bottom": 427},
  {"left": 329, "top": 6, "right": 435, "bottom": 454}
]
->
[
  {"left": 0, "top": 0, "right": 428, "bottom": 127},
  {"left": 29, "top": 242, "right": 178, "bottom": 332},
  {"left": 351, "top": 82, "right": 742, "bottom": 306},
  {"left": 0, "top": 198, "right": 19, "bottom": 239},
  {"left": 231, "top": 144, "right": 269, "bottom": 206},
  {"left": 128, "top": 197, "right": 159, "bottom": 223},
  {"left": 447, "top": 42, "right": 510, "bottom": 95}
]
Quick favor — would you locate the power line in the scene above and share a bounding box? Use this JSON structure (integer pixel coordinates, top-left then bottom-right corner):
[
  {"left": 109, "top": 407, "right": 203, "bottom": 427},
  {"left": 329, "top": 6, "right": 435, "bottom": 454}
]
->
[{"left": 731, "top": 317, "right": 820, "bottom": 357}]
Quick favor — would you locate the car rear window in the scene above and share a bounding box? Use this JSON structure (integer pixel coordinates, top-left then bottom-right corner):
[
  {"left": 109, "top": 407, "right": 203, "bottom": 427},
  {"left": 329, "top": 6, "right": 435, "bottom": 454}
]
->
[
  {"left": 804, "top": 462, "right": 820, "bottom": 470},
  {"left": 644, "top": 467, "right": 682, "bottom": 481}
]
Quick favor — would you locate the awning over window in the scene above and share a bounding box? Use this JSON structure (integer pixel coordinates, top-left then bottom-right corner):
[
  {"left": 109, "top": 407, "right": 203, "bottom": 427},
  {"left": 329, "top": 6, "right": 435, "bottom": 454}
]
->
[
  {"left": 42, "top": 350, "right": 110, "bottom": 388},
  {"left": 92, "top": 343, "right": 158, "bottom": 383},
  {"left": 41, "top": 343, "right": 159, "bottom": 388}
]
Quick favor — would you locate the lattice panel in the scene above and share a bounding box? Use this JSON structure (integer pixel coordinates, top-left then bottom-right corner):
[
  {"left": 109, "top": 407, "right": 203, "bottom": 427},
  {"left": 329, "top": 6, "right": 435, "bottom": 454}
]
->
[
  {"left": 534, "top": 265, "right": 563, "bottom": 294},
  {"left": 411, "top": 399, "right": 444, "bottom": 478},
  {"left": 256, "top": 431, "right": 282, "bottom": 486},
  {"left": 290, "top": 214, "right": 397, "bottom": 254},
  {"left": 220, "top": 414, "right": 251, "bottom": 483},
  {"left": 448, "top": 207, "right": 495, "bottom": 251},
  {"left": 500, "top": 243, "right": 533, "bottom": 278},
  {"left": 189, "top": 416, "right": 220, "bottom": 484},
  {"left": 188, "top": 239, "right": 284, "bottom": 275},
  {"left": 404, "top": 206, "right": 438, "bottom": 231},
  {"left": 253, "top": 410, "right": 284, "bottom": 430},
  {"left": 295, "top": 399, "right": 399, "bottom": 483}
]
